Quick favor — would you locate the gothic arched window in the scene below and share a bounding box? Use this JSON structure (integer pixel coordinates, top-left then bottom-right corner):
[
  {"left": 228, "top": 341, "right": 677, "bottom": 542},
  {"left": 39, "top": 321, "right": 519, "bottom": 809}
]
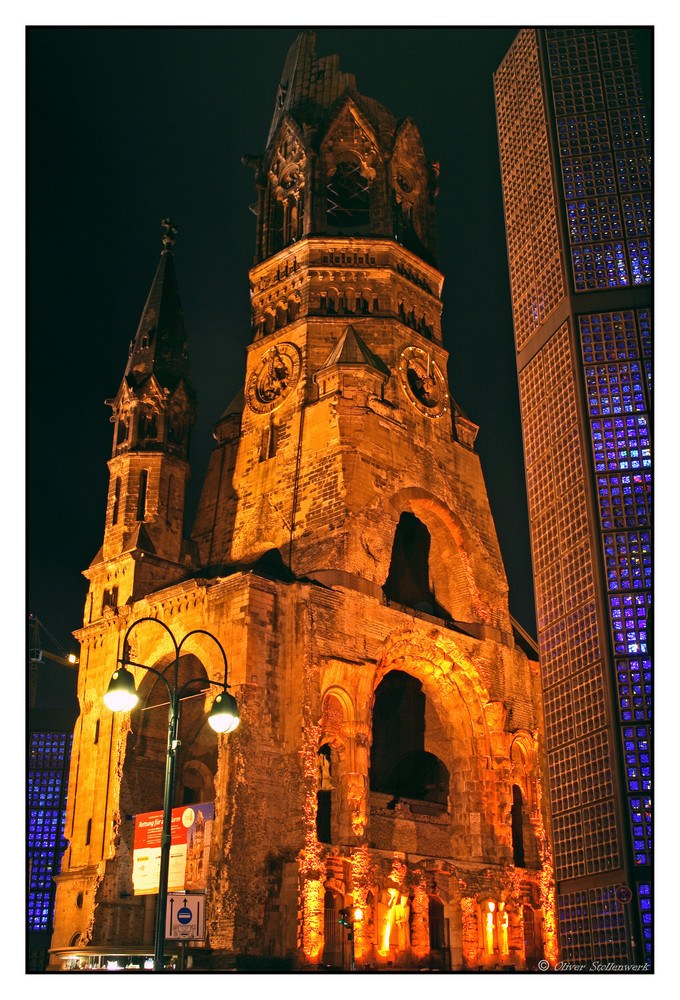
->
[
  {"left": 327, "top": 159, "right": 371, "bottom": 234},
  {"left": 383, "top": 512, "right": 434, "bottom": 612},
  {"left": 369, "top": 670, "right": 449, "bottom": 807}
]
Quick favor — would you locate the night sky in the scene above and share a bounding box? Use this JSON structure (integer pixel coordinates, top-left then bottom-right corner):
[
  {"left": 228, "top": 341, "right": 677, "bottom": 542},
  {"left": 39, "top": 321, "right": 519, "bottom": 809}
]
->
[{"left": 29, "top": 25, "right": 540, "bottom": 661}]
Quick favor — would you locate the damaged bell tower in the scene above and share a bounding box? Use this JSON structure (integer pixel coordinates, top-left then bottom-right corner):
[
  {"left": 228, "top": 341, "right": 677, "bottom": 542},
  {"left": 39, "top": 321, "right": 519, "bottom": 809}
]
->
[{"left": 50, "top": 32, "right": 556, "bottom": 970}]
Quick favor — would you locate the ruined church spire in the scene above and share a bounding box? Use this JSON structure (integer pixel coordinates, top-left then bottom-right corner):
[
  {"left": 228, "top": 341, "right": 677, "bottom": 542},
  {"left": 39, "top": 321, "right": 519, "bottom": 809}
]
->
[{"left": 124, "top": 218, "right": 193, "bottom": 396}]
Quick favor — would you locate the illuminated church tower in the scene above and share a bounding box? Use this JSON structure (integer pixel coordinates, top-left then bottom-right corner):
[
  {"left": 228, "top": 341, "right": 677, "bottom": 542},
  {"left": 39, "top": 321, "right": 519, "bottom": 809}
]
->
[
  {"left": 51, "top": 32, "right": 556, "bottom": 970},
  {"left": 494, "top": 29, "right": 651, "bottom": 965}
]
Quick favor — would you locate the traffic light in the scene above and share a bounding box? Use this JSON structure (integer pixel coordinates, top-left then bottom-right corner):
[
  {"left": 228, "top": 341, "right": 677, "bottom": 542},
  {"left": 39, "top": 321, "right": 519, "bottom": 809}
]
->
[{"left": 338, "top": 907, "right": 350, "bottom": 928}]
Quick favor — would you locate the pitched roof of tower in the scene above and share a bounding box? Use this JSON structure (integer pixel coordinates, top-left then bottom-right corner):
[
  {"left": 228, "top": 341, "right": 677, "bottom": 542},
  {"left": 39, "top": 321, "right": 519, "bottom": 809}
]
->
[
  {"left": 320, "top": 325, "right": 391, "bottom": 377},
  {"left": 266, "top": 31, "right": 398, "bottom": 149},
  {"left": 124, "top": 218, "right": 193, "bottom": 394}
]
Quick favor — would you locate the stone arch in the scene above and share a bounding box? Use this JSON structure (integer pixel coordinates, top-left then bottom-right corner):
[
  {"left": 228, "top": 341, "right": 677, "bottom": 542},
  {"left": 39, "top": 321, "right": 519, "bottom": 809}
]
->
[
  {"left": 366, "top": 630, "right": 496, "bottom": 860},
  {"left": 118, "top": 631, "right": 224, "bottom": 819},
  {"left": 372, "top": 630, "right": 492, "bottom": 758},
  {"left": 317, "top": 686, "right": 356, "bottom": 843},
  {"left": 387, "top": 487, "right": 497, "bottom": 623},
  {"left": 320, "top": 684, "right": 354, "bottom": 731},
  {"left": 320, "top": 102, "right": 383, "bottom": 236}
]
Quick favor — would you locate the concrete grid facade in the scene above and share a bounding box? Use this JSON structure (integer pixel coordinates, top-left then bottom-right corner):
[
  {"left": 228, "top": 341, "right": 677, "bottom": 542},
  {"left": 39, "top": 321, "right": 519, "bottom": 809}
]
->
[{"left": 494, "top": 27, "right": 652, "bottom": 966}]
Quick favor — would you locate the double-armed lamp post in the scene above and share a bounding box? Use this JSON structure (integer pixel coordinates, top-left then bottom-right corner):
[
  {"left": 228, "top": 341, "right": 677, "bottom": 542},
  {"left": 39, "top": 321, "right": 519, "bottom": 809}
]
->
[{"left": 103, "top": 617, "right": 240, "bottom": 971}]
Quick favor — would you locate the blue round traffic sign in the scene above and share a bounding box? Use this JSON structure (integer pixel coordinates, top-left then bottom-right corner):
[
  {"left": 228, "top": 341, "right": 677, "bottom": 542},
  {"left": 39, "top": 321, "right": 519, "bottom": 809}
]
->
[{"left": 177, "top": 906, "right": 192, "bottom": 924}]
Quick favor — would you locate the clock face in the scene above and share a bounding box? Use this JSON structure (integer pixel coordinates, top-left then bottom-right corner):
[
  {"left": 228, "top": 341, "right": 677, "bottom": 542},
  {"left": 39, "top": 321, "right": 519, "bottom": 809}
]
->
[
  {"left": 398, "top": 346, "right": 448, "bottom": 417},
  {"left": 246, "top": 342, "right": 301, "bottom": 413}
]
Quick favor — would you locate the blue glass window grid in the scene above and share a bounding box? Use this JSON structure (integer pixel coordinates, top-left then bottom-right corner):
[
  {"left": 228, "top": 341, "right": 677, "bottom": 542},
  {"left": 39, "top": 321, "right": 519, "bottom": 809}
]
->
[
  {"left": 628, "top": 238, "right": 651, "bottom": 284},
  {"left": 596, "top": 471, "right": 651, "bottom": 529},
  {"left": 603, "top": 531, "right": 651, "bottom": 591},
  {"left": 609, "top": 592, "right": 650, "bottom": 655},
  {"left": 556, "top": 113, "right": 610, "bottom": 157},
  {"left": 572, "top": 242, "right": 629, "bottom": 290},
  {"left": 589, "top": 886, "right": 629, "bottom": 962},
  {"left": 615, "top": 150, "right": 651, "bottom": 192},
  {"left": 28, "top": 732, "right": 72, "bottom": 933},
  {"left": 629, "top": 797, "right": 651, "bottom": 865},
  {"left": 622, "top": 192, "right": 651, "bottom": 238},
  {"left": 637, "top": 883, "right": 652, "bottom": 963},
  {"left": 616, "top": 658, "right": 652, "bottom": 722},
  {"left": 585, "top": 361, "right": 647, "bottom": 416},
  {"left": 561, "top": 154, "right": 617, "bottom": 200},
  {"left": 591, "top": 416, "right": 650, "bottom": 473},
  {"left": 623, "top": 725, "right": 651, "bottom": 794},
  {"left": 557, "top": 890, "right": 591, "bottom": 961},
  {"left": 580, "top": 311, "right": 639, "bottom": 363},
  {"left": 567, "top": 197, "right": 623, "bottom": 244}
]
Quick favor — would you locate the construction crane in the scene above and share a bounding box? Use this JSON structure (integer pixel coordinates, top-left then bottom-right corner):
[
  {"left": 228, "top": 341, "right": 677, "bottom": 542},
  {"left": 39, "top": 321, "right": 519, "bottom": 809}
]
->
[{"left": 28, "top": 614, "right": 79, "bottom": 708}]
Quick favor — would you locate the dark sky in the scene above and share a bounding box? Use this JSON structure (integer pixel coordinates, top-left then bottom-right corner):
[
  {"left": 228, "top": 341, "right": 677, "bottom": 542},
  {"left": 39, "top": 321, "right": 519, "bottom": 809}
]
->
[{"left": 29, "top": 25, "right": 538, "bottom": 660}]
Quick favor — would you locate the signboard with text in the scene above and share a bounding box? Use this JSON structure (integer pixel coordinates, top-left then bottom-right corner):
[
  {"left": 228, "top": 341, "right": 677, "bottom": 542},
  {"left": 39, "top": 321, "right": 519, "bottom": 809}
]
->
[
  {"left": 165, "top": 891, "right": 206, "bottom": 941},
  {"left": 132, "top": 802, "right": 214, "bottom": 896}
]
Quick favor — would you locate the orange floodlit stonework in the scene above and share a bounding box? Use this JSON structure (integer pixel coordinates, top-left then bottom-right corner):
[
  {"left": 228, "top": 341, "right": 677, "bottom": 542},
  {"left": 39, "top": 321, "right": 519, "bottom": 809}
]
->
[{"left": 49, "top": 31, "right": 556, "bottom": 971}]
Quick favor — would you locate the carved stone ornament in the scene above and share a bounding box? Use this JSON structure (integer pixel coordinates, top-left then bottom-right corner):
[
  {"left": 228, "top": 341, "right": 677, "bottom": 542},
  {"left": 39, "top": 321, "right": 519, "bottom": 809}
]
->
[
  {"left": 398, "top": 345, "right": 448, "bottom": 417},
  {"left": 390, "top": 162, "right": 420, "bottom": 209},
  {"left": 246, "top": 342, "right": 302, "bottom": 413},
  {"left": 269, "top": 138, "right": 306, "bottom": 198}
]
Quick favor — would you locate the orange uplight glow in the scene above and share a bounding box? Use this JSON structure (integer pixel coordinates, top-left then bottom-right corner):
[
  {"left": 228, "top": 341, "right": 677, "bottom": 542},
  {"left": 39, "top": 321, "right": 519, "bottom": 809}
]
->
[
  {"left": 535, "top": 773, "right": 559, "bottom": 967},
  {"left": 498, "top": 902, "right": 509, "bottom": 956},
  {"left": 299, "top": 721, "right": 325, "bottom": 963},
  {"left": 460, "top": 897, "right": 479, "bottom": 967},
  {"left": 484, "top": 906, "right": 495, "bottom": 955},
  {"left": 380, "top": 888, "right": 398, "bottom": 954}
]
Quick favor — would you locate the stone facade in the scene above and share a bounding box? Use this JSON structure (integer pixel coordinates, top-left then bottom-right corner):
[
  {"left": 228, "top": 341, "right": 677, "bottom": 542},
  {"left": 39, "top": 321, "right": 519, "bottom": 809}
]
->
[{"left": 50, "top": 31, "right": 556, "bottom": 971}]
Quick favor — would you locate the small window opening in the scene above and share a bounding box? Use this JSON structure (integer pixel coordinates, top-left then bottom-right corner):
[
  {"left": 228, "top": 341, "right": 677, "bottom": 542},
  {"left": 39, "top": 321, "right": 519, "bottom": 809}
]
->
[
  {"left": 101, "top": 586, "right": 118, "bottom": 613},
  {"left": 512, "top": 784, "right": 526, "bottom": 867},
  {"left": 111, "top": 477, "right": 121, "bottom": 525},
  {"left": 259, "top": 426, "right": 271, "bottom": 463},
  {"left": 137, "top": 470, "right": 148, "bottom": 520},
  {"left": 85, "top": 818, "right": 92, "bottom": 845},
  {"left": 94, "top": 719, "right": 100, "bottom": 745},
  {"left": 316, "top": 743, "right": 332, "bottom": 844}
]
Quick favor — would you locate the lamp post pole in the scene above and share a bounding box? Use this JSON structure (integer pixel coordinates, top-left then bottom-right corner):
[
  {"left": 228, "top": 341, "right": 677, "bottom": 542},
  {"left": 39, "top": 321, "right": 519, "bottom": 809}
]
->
[{"left": 104, "top": 617, "right": 240, "bottom": 972}]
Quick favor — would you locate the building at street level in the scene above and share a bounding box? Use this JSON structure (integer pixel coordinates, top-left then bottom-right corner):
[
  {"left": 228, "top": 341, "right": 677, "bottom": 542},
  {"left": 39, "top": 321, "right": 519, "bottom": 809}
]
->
[
  {"left": 494, "top": 28, "right": 652, "bottom": 965},
  {"left": 49, "top": 32, "right": 557, "bottom": 971}
]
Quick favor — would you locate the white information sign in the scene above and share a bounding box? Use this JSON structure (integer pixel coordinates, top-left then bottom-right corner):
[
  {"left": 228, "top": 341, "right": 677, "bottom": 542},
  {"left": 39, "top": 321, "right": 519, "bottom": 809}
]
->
[{"left": 165, "top": 891, "right": 207, "bottom": 941}]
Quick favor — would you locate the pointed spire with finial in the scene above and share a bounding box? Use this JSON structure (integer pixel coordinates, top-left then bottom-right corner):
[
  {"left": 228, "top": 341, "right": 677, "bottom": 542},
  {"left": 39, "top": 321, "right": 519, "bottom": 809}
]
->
[{"left": 124, "top": 218, "right": 193, "bottom": 395}]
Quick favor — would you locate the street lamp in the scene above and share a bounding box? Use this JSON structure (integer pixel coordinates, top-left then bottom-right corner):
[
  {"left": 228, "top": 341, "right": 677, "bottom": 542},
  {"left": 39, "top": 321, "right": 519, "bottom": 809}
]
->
[{"left": 103, "top": 617, "right": 239, "bottom": 971}]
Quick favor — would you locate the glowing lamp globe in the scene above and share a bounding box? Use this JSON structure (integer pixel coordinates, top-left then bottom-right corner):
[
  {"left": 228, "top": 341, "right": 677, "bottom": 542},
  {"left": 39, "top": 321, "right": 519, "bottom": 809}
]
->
[
  {"left": 208, "top": 691, "right": 240, "bottom": 733},
  {"left": 104, "top": 667, "right": 139, "bottom": 712}
]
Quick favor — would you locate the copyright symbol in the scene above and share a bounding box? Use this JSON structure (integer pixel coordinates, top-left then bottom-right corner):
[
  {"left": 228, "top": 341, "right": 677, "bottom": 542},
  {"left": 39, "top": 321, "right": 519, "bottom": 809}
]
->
[{"left": 538, "top": 960, "right": 550, "bottom": 971}]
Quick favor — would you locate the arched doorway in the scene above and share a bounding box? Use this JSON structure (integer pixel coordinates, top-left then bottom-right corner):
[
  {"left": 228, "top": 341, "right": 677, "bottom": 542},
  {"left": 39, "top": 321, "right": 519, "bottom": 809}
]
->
[
  {"left": 523, "top": 905, "right": 541, "bottom": 969},
  {"left": 428, "top": 896, "right": 450, "bottom": 970},
  {"left": 322, "top": 890, "right": 345, "bottom": 969}
]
